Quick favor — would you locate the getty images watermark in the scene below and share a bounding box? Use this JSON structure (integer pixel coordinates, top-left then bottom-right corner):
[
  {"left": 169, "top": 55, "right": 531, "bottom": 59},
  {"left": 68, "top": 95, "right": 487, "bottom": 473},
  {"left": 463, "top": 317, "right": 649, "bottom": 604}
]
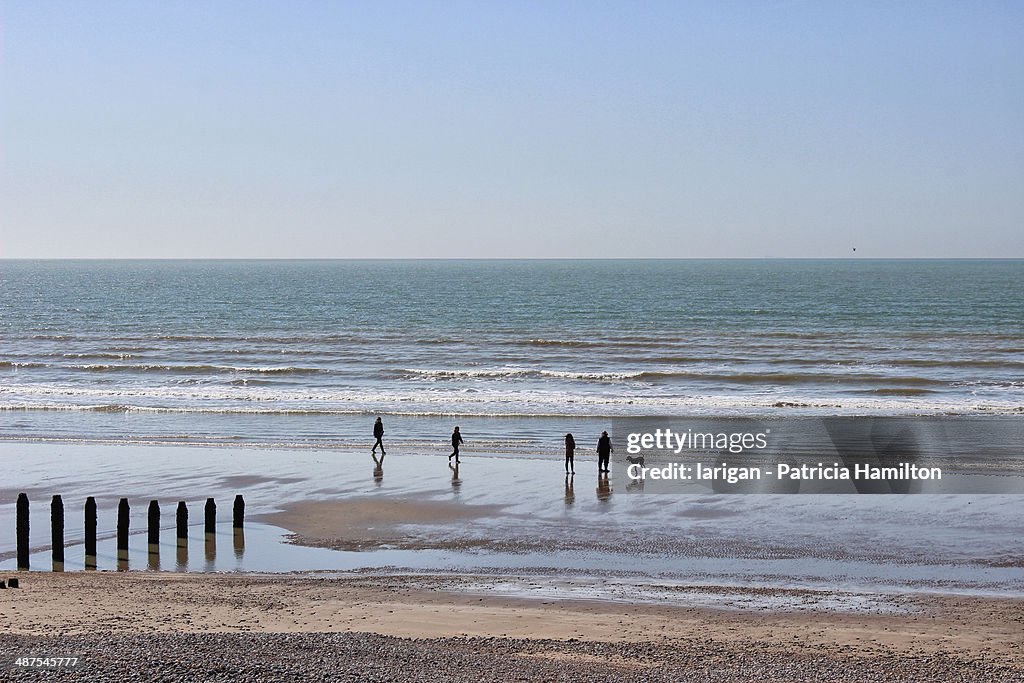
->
[
  {"left": 608, "top": 416, "right": 1024, "bottom": 494},
  {"left": 625, "top": 426, "right": 941, "bottom": 484}
]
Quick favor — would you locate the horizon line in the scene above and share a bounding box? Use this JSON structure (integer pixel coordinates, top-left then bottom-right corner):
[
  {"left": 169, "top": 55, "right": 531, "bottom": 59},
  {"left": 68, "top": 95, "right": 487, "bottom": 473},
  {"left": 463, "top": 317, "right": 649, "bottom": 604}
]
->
[{"left": 1, "top": 256, "right": 1023, "bottom": 262}]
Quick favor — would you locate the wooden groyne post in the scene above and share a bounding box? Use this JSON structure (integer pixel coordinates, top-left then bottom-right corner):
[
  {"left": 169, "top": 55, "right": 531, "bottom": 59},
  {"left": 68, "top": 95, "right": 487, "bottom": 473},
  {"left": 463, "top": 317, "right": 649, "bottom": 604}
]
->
[
  {"left": 232, "top": 494, "right": 245, "bottom": 559},
  {"left": 147, "top": 500, "right": 160, "bottom": 551},
  {"left": 11, "top": 493, "right": 248, "bottom": 571},
  {"left": 116, "top": 497, "right": 130, "bottom": 569},
  {"left": 147, "top": 500, "right": 160, "bottom": 570},
  {"left": 176, "top": 501, "right": 188, "bottom": 568},
  {"left": 84, "top": 496, "right": 97, "bottom": 570},
  {"left": 51, "top": 495, "right": 64, "bottom": 572},
  {"left": 16, "top": 493, "right": 29, "bottom": 570},
  {"left": 204, "top": 498, "right": 216, "bottom": 534},
  {"left": 204, "top": 498, "right": 216, "bottom": 564},
  {"left": 176, "top": 501, "right": 188, "bottom": 544}
]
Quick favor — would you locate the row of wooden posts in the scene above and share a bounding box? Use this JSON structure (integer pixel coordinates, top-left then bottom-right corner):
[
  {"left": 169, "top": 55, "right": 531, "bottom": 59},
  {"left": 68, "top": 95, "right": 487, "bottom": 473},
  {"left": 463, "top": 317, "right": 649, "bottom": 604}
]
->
[{"left": 14, "top": 493, "right": 245, "bottom": 571}]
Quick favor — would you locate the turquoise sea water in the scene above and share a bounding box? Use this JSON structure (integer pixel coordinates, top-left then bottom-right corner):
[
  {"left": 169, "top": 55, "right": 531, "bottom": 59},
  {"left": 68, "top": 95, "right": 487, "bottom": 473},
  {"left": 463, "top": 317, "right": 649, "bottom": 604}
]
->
[{"left": 1, "top": 259, "right": 1021, "bottom": 450}]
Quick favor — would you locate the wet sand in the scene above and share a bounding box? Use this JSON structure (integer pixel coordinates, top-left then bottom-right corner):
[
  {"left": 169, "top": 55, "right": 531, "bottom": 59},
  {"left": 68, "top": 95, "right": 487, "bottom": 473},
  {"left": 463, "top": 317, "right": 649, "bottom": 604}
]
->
[
  {"left": 3, "top": 442, "right": 1023, "bottom": 590},
  {"left": 262, "top": 498, "right": 504, "bottom": 549},
  {"left": 251, "top": 492, "right": 1024, "bottom": 596},
  {"left": 1, "top": 573, "right": 1021, "bottom": 681}
]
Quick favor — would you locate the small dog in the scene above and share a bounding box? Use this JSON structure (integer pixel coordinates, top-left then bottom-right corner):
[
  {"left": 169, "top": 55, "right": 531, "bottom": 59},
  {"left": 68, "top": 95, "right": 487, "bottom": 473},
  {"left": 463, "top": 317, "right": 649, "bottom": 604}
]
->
[{"left": 625, "top": 455, "right": 645, "bottom": 468}]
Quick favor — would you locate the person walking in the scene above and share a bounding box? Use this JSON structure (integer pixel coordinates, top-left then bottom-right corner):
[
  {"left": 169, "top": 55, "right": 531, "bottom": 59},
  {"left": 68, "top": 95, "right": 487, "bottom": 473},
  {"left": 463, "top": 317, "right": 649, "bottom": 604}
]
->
[
  {"left": 372, "top": 416, "right": 386, "bottom": 455},
  {"left": 597, "top": 430, "right": 612, "bottom": 473},
  {"left": 564, "top": 433, "right": 576, "bottom": 474},
  {"left": 449, "top": 426, "right": 464, "bottom": 464}
]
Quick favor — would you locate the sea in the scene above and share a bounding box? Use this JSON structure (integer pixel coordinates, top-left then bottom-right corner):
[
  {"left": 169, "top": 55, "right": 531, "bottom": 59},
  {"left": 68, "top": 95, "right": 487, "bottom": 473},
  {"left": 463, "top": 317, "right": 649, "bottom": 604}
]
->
[{"left": 1, "top": 259, "right": 1022, "bottom": 452}]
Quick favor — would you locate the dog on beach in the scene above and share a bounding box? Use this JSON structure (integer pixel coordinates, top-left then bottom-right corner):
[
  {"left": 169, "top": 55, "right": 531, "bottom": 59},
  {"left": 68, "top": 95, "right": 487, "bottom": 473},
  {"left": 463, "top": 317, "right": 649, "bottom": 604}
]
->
[{"left": 625, "top": 455, "right": 645, "bottom": 468}]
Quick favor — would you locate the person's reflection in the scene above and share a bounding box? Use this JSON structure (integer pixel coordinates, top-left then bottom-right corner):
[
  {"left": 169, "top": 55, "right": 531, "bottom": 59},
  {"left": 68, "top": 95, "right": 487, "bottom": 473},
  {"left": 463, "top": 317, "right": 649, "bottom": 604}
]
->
[
  {"left": 372, "top": 452, "right": 384, "bottom": 486},
  {"left": 450, "top": 462, "right": 462, "bottom": 492},
  {"left": 596, "top": 472, "right": 611, "bottom": 502},
  {"left": 564, "top": 473, "right": 575, "bottom": 506}
]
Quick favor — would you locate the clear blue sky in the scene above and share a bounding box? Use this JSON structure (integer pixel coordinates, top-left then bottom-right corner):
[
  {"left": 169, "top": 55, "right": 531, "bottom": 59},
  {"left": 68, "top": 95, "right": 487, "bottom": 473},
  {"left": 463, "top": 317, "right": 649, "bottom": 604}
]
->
[{"left": 1, "top": 1, "right": 1022, "bottom": 258}]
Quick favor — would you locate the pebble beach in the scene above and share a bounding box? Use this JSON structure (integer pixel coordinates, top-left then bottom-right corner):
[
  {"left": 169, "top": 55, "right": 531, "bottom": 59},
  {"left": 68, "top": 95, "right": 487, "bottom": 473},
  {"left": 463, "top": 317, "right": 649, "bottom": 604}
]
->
[{"left": 2, "top": 573, "right": 1022, "bottom": 682}]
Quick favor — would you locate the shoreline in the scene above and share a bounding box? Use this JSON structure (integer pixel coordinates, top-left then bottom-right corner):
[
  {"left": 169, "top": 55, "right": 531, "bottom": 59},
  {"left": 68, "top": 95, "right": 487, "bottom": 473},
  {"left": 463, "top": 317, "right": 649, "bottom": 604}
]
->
[
  {"left": 3, "top": 402, "right": 1024, "bottom": 472},
  {"left": 2, "top": 409, "right": 1024, "bottom": 458}
]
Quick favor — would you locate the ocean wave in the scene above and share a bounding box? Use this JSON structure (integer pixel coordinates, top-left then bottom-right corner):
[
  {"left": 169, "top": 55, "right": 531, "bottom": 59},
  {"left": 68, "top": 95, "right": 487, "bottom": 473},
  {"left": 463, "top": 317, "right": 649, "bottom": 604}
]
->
[
  {"left": 139, "top": 332, "right": 408, "bottom": 346},
  {"left": 955, "top": 379, "right": 1024, "bottom": 389},
  {"left": 637, "top": 371, "right": 947, "bottom": 386},
  {"left": 0, "top": 386, "right": 1021, "bottom": 418},
  {"left": 860, "top": 388, "right": 940, "bottom": 396},
  {"left": 885, "top": 358, "right": 1024, "bottom": 369},
  {"left": 226, "top": 378, "right": 279, "bottom": 386},
  {"left": 66, "top": 363, "right": 325, "bottom": 375},
  {"left": 511, "top": 336, "right": 861, "bottom": 350},
  {"left": 395, "top": 366, "right": 950, "bottom": 386},
  {"left": 23, "top": 331, "right": 402, "bottom": 346},
  {"left": 397, "top": 368, "right": 648, "bottom": 381},
  {"left": 751, "top": 331, "right": 845, "bottom": 340},
  {"left": 517, "top": 338, "right": 607, "bottom": 348}
]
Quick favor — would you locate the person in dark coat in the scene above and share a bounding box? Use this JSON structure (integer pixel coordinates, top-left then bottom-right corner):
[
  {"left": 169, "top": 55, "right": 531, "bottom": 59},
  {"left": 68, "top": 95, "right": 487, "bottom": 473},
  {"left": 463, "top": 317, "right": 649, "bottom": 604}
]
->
[
  {"left": 564, "top": 433, "right": 576, "bottom": 474},
  {"left": 596, "top": 430, "right": 613, "bottom": 473},
  {"left": 449, "top": 426, "right": 464, "bottom": 464},
  {"left": 372, "top": 416, "right": 385, "bottom": 455}
]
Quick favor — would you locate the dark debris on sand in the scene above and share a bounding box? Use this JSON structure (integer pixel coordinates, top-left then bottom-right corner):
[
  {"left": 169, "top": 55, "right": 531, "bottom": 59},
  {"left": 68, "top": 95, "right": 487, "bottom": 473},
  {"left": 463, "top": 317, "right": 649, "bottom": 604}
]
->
[{"left": 1, "top": 632, "right": 1018, "bottom": 682}]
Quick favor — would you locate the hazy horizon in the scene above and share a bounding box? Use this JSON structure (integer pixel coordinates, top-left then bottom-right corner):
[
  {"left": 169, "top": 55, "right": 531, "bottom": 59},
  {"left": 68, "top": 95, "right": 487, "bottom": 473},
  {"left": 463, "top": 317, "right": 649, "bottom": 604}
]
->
[
  {"left": 2, "top": 3, "right": 1022, "bottom": 259},
  {"left": 2, "top": 256, "right": 1023, "bottom": 262}
]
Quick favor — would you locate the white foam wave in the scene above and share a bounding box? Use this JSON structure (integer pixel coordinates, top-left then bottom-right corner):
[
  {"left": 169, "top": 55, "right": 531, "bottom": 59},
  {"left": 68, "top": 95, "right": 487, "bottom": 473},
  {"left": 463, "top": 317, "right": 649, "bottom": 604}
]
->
[
  {"left": 0, "top": 383, "right": 1020, "bottom": 417},
  {"left": 64, "top": 363, "right": 324, "bottom": 375},
  {"left": 400, "top": 367, "right": 647, "bottom": 380}
]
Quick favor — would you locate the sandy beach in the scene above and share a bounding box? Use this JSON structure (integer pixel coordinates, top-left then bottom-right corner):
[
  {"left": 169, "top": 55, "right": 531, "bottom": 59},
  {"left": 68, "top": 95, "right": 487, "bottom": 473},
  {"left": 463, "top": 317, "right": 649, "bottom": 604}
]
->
[
  {"left": 2, "top": 572, "right": 1022, "bottom": 681},
  {"left": 2, "top": 442, "right": 1022, "bottom": 680}
]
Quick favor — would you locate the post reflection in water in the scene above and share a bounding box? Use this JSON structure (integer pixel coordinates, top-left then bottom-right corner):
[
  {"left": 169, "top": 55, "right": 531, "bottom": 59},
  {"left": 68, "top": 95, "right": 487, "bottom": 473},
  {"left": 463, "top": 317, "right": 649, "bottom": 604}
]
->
[
  {"left": 163, "top": 528, "right": 240, "bottom": 571},
  {"left": 46, "top": 498, "right": 253, "bottom": 573},
  {"left": 564, "top": 473, "right": 575, "bottom": 506},
  {"left": 147, "top": 543, "right": 160, "bottom": 571},
  {"left": 176, "top": 537, "right": 188, "bottom": 571},
  {"left": 233, "top": 527, "right": 245, "bottom": 561},
  {"left": 204, "top": 532, "right": 216, "bottom": 569}
]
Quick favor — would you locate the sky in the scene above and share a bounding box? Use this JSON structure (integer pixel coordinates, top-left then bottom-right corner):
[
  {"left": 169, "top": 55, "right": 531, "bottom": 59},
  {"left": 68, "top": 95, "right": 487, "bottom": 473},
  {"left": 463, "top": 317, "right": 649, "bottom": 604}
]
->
[{"left": 1, "top": 1, "right": 1022, "bottom": 258}]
